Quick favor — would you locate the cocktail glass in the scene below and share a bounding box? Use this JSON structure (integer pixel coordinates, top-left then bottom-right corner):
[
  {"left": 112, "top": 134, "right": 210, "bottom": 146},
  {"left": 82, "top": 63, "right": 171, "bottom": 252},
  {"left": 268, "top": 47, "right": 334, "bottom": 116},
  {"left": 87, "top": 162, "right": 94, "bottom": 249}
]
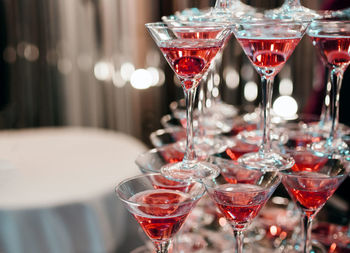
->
[
  {"left": 203, "top": 157, "right": 282, "bottom": 253},
  {"left": 307, "top": 19, "right": 350, "bottom": 156},
  {"left": 279, "top": 142, "right": 350, "bottom": 253},
  {"left": 231, "top": 19, "right": 309, "bottom": 170},
  {"left": 146, "top": 22, "right": 232, "bottom": 181},
  {"left": 116, "top": 173, "right": 206, "bottom": 253}
]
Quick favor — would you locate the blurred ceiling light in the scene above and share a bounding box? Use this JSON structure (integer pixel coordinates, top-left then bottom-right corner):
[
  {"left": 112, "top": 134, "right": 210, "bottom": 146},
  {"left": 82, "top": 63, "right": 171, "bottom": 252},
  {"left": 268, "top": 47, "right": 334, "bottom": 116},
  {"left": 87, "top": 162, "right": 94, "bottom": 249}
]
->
[
  {"left": 207, "top": 75, "right": 213, "bottom": 90},
  {"left": 130, "top": 69, "right": 152, "bottom": 89},
  {"left": 16, "top": 42, "right": 27, "bottom": 57},
  {"left": 273, "top": 96, "right": 298, "bottom": 119},
  {"left": 240, "top": 63, "right": 254, "bottom": 80},
  {"left": 112, "top": 71, "right": 126, "bottom": 88},
  {"left": 147, "top": 67, "right": 160, "bottom": 86},
  {"left": 57, "top": 58, "right": 72, "bottom": 75},
  {"left": 157, "top": 69, "right": 165, "bottom": 86},
  {"left": 77, "top": 54, "right": 93, "bottom": 71},
  {"left": 214, "top": 73, "right": 220, "bottom": 86},
  {"left": 279, "top": 78, "right": 293, "bottom": 96},
  {"left": 24, "top": 44, "right": 39, "bottom": 62},
  {"left": 120, "top": 62, "right": 135, "bottom": 81},
  {"left": 224, "top": 67, "right": 239, "bottom": 89},
  {"left": 94, "top": 61, "right": 113, "bottom": 81},
  {"left": 325, "top": 94, "right": 330, "bottom": 107},
  {"left": 212, "top": 87, "right": 219, "bottom": 98},
  {"left": 244, "top": 81, "right": 258, "bottom": 102},
  {"left": 3, "top": 46, "right": 16, "bottom": 63}
]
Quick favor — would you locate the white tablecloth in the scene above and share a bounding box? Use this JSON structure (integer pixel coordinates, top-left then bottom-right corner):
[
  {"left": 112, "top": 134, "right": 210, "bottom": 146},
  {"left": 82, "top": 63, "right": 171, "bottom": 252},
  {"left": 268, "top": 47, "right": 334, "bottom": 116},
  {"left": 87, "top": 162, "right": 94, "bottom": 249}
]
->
[{"left": 0, "top": 127, "right": 147, "bottom": 253}]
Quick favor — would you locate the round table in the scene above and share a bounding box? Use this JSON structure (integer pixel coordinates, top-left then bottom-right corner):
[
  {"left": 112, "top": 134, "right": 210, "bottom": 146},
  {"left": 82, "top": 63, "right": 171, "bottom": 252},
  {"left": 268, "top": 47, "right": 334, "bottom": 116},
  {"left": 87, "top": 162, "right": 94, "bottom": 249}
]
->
[{"left": 0, "top": 127, "right": 147, "bottom": 253}]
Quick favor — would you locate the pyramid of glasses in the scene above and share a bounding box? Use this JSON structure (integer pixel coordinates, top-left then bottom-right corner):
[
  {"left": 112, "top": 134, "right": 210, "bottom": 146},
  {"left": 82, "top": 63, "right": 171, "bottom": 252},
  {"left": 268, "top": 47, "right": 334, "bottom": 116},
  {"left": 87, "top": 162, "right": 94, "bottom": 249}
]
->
[{"left": 116, "top": 2, "right": 350, "bottom": 253}]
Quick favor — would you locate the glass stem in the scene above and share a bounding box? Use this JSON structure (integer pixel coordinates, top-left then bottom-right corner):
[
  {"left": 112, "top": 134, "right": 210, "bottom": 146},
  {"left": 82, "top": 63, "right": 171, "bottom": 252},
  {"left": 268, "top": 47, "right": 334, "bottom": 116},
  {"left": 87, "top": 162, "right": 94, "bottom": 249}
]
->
[
  {"left": 284, "top": 0, "right": 301, "bottom": 7},
  {"left": 154, "top": 240, "right": 171, "bottom": 253},
  {"left": 215, "top": 0, "right": 230, "bottom": 8},
  {"left": 233, "top": 230, "right": 244, "bottom": 253},
  {"left": 328, "top": 68, "right": 344, "bottom": 143},
  {"left": 183, "top": 84, "right": 198, "bottom": 163},
  {"left": 259, "top": 75, "right": 274, "bottom": 155},
  {"left": 319, "top": 68, "right": 331, "bottom": 128},
  {"left": 301, "top": 213, "right": 314, "bottom": 253}
]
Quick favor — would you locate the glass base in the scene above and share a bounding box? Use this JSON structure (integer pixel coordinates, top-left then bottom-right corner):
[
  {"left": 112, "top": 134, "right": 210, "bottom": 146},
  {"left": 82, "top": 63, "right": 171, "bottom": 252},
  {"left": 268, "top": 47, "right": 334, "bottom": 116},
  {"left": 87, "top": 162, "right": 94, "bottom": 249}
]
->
[
  {"left": 206, "top": 102, "right": 238, "bottom": 119},
  {"left": 311, "top": 138, "right": 350, "bottom": 157},
  {"left": 236, "top": 129, "right": 287, "bottom": 146},
  {"left": 238, "top": 151, "right": 294, "bottom": 171},
  {"left": 193, "top": 135, "right": 232, "bottom": 158},
  {"left": 161, "top": 160, "right": 220, "bottom": 181},
  {"left": 265, "top": 4, "right": 320, "bottom": 20},
  {"left": 279, "top": 239, "right": 327, "bottom": 253}
]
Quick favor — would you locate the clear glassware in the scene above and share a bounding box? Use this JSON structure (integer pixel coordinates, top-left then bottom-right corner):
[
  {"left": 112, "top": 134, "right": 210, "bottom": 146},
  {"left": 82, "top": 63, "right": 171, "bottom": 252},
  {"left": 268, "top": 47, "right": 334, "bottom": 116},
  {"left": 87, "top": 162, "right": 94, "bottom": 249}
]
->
[
  {"left": 116, "top": 173, "right": 206, "bottom": 253},
  {"left": 278, "top": 142, "right": 350, "bottom": 253},
  {"left": 265, "top": 0, "right": 321, "bottom": 21},
  {"left": 231, "top": 19, "right": 309, "bottom": 171},
  {"left": 146, "top": 22, "right": 232, "bottom": 181},
  {"left": 162, "top": 4, "right": 241, "bottom": 135},
  {"left": 307, "top": 19, "right": 350, "bottom": 156},
  {"left": 150, "top": 127, "right": 186, "bottom": 148},
  {"left": 203, "top": 157, "right": 282, "bottom": 253}
]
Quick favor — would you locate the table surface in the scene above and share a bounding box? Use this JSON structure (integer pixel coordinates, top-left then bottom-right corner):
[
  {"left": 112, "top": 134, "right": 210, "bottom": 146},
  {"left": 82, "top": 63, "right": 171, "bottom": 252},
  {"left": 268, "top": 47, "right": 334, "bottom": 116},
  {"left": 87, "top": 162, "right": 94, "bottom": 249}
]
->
[{"left": 0, "top": 127, "right": 147, "bottom": 209}]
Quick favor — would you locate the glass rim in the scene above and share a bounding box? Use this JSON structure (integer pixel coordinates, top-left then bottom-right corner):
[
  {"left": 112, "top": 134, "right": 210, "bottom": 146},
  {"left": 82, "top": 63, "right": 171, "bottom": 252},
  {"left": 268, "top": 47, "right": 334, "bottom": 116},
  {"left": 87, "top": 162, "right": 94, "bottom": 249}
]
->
[
  {"left": 134, "top": 143, "right": 184, "bottom": 168},
  {"left": 310, "top": 19, "right": 350, "bottom": 25},
  {"left": 116, "top": 172, "right": 206, "bottom": 207},
  {"left": 279, "top": 168, "right": 348, "bottom": 179},
  {"left": 203, "top": 175, "right": 281, "bottom": 192},
  {"left": 233, "top": 18, "right": 311, "bottom": 25},
  {"left": 145, "top": 21, "right": 233, "bottom": 30}
]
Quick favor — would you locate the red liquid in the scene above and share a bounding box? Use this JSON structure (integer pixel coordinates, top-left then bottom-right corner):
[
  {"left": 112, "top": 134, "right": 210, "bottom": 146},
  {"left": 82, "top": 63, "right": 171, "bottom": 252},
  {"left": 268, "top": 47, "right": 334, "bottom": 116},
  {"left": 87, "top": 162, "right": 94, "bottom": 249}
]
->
[
  {"left": 286, "top": 134, "right": 323, "bottom": 148},
  {"left": 291, "top": 150, "right": 328, "bottom": 172},
  {"left": 237, "top": 37, "right": 301, "bottom": 75},
  {"left": 310, "top": 36, "right": 350, "bottom": 68},
  {"left": 129, "top": 189, "right": 194, "bottom": 241},
  {"left": 151, "top": 175, "right": 193, "bottom": 192},
  {"left": 210, "top": 184, "right": 270, "bottom": 229},
  {"left": 282, "top": 172, "right": 340, "bottom": 214},
  {"left": 222, "top": 167, "right": 263, "bottom": 184},
  {"left": 229, "top": 122, "right": 257, "bottom": 136},
  {"left": 159, "top": 145, "right": 184, "bottom": 164},
  {"left": 225, "top": 140, "right": 259, "bottom": 160},
  {"left": 160, "top": 40, "right": 221, "bottom": 89}
]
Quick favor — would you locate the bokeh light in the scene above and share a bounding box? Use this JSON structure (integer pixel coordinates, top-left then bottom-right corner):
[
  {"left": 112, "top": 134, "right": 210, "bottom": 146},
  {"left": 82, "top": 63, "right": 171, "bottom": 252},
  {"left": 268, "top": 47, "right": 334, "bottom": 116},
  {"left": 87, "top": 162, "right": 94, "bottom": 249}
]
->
[
  {"left": 244, "top": 81, "right": 258, "bottom": 102},
  {"left": 273, "top": 96, "right": 298, "bottom": 119}
]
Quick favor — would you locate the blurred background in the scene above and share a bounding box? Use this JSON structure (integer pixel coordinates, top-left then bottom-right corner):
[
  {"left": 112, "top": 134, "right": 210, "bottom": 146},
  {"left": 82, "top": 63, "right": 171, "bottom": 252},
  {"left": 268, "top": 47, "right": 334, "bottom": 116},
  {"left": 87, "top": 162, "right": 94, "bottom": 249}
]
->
[{"left": 0, "top": 0, "right": 349, "bottom": 252}]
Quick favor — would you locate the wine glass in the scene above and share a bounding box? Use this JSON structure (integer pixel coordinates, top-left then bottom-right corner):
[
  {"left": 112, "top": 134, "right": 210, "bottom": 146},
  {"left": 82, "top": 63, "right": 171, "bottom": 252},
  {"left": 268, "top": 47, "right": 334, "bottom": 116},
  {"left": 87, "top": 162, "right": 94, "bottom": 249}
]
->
[
  {"left": 307, "top": 19, "right": 350, "bottom": 156},
  {"left": 146, "top": 22, "right": 232, "bottom": 181},
  {"left": 116, "top": 173, "right": 206, "bottom": 253},
  {"left": 203, "top": 157, "right": 282, "bottom": 253},
  {"left": 231, "top": 19, "right": 309, "bottom": 170},
  {"left": 278, "top": 143, "right": 350, "bottom": 253}
]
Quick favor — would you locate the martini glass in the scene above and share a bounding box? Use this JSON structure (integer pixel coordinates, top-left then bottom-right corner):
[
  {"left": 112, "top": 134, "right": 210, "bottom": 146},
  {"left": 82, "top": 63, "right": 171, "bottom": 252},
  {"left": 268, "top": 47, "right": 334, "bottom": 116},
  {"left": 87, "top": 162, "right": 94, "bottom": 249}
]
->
[
  {"left": 203, "top": 157, "right": 282, "bottom": 253},
  {"left": 279, "top": 144, "right": 350, "bottom": 253},
  {"left": 231, "top": 19, "right": 309, "bottom": 170},
  {"left": 116, "top": 173, "right": 206, "bottom": 253},
  {"left": 146, "top": 22, "right": 232, "bottom": 181},
  {"left": 307, "top": 19, "right": 350, "bottom": 156}
]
